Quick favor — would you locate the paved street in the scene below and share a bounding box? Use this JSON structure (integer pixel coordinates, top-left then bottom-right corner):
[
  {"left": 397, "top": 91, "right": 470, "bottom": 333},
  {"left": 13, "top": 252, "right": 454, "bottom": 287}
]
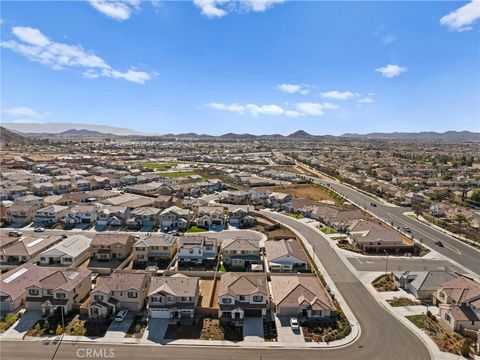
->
[
  {"left": 346, "top": 257, "right": 464, "bottom": 273},
  {"left": 261, "top": 211, "right": 430, "bottom": 360},
  {"left": 312, "top": 177, "right": 480, "bottom": 276}
]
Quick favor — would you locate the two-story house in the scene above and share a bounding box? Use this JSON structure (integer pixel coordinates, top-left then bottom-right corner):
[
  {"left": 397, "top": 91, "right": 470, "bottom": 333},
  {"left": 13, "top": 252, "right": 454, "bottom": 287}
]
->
[
  {"left": 434, "top": 277, "right": 480, "bottom": 333},
  {"left": 90, "top": 233, "right": 135, "bottom": 262},
  {"left": 221, "top": 238, "right": 261, "bottom": 270},
  {"left": 88, "top": 271, "right": 150, "bottom": 318},
  {"left": 34, "top": 205, "right": 69, "bottom": 225},
  {"left": 14, "top": 195, "right": 44, "bottom": 210},
  {"left": 6, "top": 204, "right": 35, "bottom": 226},
  {"left": 25, "top": 268, "right": 92, "bottom": 315},
  {"left": 218, "top": 272, "right": 269, "bottom": 322},
  {"left": 96, "top": 206, "right": 130, "bottom": 228},
  {"left": 159, "top": 206, "right": 190, "bottom": 231},
  {"left": 64, "top": 205, "right": 97, "bottom": 225},
  {"left": 147, "top": 274, "right": 200, "bottom": 322},
  {"left": 177, "top": 236, "right": 217, "bottom": 265},
  {"left": 133, "top": 233, "right": 178, "bottom": 265},
  {"left": 227, "top": 206, "right": 256, "bottom": 228},
  {"left": 195, "top": 206, "right": 226, "bottom": 231}
]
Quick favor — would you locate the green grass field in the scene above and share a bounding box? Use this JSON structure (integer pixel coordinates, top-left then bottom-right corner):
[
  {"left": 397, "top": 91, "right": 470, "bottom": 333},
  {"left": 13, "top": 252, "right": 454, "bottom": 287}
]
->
[{"left": 187, "top": 226, "right": 208, "bottom": 233}]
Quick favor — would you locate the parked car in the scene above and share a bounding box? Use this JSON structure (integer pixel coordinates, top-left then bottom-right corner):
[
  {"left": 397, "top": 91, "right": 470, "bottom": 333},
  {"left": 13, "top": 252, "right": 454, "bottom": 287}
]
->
[
  {"left": 34, "top": 227, "right": 45, "bottom": 232},
  {"left": 370, "top": 202, "right": 377, "bottom": 207},
  {"left": 435, "top": 240, "right": 444, "bottom": 247},
  {"left": 290, "top": 317, "right": 299, "bottom": 331},
  {"left": 404, "top": 227, "right": 412, "bottom": 233},
  {"left": 115, "top": 309, "right": 128, "bottom": 322},
  {"left": 8, "top": 231, "right": 22, "bottom": 237}
]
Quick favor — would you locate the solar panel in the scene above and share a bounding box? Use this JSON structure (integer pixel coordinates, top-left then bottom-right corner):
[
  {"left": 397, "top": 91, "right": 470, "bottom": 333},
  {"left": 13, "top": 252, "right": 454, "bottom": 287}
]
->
[
  {"left": 67, "top": 272, "right": 79, "bottom": 280},
  {"left": 26, "top": 238, "right": 45, "bottom": 247},
  {"left": 3, "top": 268, "right": 28, "bottom": 283},
  {"left": 61, "top": 236, "right": 78, "bottom": 247}
]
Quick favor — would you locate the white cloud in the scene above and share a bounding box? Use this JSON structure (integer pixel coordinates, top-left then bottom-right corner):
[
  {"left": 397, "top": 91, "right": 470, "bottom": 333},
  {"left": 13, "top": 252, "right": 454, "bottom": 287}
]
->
[
  {"left": 245, "top": 104, "right": 284, "bottom": 116},
  {"left": 276, "top": 83, "right": 311, "bottom": 95},
  {"left": 296, "top": 102, "right": 324, "bottom": 116},
  {"left": 277, "top": 83, "right": 301, "bottom": 94},
  {"left": 440, "top": 0, "right": 480, "bottom": 32},
  {"left": 284, "top": 110, "right": 304, "bottom": 118},
  {"left": 358, "top": 96, "right": 375, "bottom": 104},
  {"left": 322, "top": 102, "right": 339, "bottom": 109},
  {"left": 3, "top": 106, "right": 44, "bottom": 118},
  {"left": 89, "top": 0, "right": 140, "bottom": 21},
  {"left": 193, "top": 0, "right": 284, "bottom": 18},
  {"left": 206, "top": 102, "right": 245, "bottom": 113},
  {"left": 1, "top": 26, "right": 154, "bottom": 84},
  {"left": 375, "top": 64, "right": 407, "bottom": 78},
  {"left": 320, "top": 90, "right": 355, "bottom": 100}
]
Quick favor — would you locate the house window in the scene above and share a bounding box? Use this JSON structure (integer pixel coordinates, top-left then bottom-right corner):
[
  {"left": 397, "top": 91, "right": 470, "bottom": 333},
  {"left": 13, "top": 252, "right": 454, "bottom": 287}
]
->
[
  {"left": 63, "top": 257, "right": 72, "bottom": 263},
  {"left": 40, "top": 257, "right": 46, "bottom": 261},
  {"left": 222, "top": 298, "right": 232, "bottom": 304},
  {"left": 444, "top": 313, "right": 451, "bottom": 322},
  {"left": 239, "top": 295, "right": 246, "bottom": 301},
  {"left": 29, "top": 289, "right": 39, "bottom": 296},
  {"left": 128, "top": 292, "right": 138, "bottom": 298},
  {"left": 56, "top": 293, "right": 66, "bottom": 299},
  {"left": 252, "top": 295, "right": 263, "bottom": 302},
  {"left": 206, "top": 246, "right": 212, "bottom": 251},
  {"left": 93, "top": 295, "right": 104, "bottom": 301}
]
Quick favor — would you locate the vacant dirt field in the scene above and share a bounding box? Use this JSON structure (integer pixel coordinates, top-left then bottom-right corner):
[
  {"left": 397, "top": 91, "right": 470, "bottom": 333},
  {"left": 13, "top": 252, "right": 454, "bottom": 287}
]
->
[{"left": 259, "top": 184, "right": 339, "bottom": 204}]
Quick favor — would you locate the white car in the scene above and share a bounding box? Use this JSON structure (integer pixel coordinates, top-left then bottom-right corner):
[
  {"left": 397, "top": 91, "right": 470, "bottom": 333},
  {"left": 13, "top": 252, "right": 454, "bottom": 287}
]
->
[
  {"left": 34, "top": 227, "right": 45, "bottom": 232},
  {"left": 290, "top": 317, "right": 300, "bottom": 331},
  {"left": 115, "top": 309, "right": 128, "bottom": 322}
]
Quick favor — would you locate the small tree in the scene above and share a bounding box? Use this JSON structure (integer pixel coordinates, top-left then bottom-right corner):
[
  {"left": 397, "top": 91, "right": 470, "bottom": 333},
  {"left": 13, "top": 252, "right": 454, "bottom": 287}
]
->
[
  {"left": 56, "top": 324, "right": 63, "bottom": 336},
  {"left": 460, "top": 338, "right": 472, "bottom": 357}
]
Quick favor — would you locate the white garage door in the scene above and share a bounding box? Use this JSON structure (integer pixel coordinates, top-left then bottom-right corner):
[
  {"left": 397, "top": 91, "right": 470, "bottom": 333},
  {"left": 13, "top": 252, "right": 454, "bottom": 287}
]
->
[{"left": 150, "top": 309, "right": 170, "bottom": 318}]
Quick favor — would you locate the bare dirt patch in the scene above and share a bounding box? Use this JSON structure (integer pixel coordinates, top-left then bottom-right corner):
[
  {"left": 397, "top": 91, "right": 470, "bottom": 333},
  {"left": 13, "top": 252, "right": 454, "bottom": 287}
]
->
[{"left": 259, "top": 184, "right": 340, "bottom": 204}]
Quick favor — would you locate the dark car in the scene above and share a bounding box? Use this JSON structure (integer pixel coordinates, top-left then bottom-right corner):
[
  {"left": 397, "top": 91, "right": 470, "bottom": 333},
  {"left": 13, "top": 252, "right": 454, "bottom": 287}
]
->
[
  {"left": 435, "top": 240, "right": 444, "bottom": 247},
  {"left": 370, "top": 202, "right": 377, "bottom": 207},
  {"left": 404, "top": 227, "right": 412, "bottom": 233}
]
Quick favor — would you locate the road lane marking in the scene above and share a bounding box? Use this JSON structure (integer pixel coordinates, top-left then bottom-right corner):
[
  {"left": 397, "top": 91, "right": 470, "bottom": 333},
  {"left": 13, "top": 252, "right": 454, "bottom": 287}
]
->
[{"left": 388, "top": 213, "right": 463, "bottom": 256}]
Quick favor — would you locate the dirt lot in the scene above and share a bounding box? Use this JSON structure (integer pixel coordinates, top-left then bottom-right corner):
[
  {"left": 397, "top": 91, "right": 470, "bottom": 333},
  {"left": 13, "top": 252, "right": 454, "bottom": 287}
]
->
[
  {"left": 258, "top": 184, "right": 340, "bottom": 204},
  {"left": 199, "top": 279, "right": 217, "bottom": 308}
]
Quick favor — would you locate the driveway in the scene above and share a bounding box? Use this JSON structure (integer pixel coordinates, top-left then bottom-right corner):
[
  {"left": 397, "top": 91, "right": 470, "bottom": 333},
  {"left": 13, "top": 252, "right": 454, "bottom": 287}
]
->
[
  {"left": 2, "top": 311, "right": 42, "bottom": 339},
  {"left": 104, "top": 313, "right": 134, "bottom": 339},
  {"left": 274, "top": 316, "right": 304, "bottom": 344},
  {"left": 242, "top": 317, "right": 264, "bottom": 342},
  {"left": 142, "top": 318, "right": 168, "bottom": 343}
]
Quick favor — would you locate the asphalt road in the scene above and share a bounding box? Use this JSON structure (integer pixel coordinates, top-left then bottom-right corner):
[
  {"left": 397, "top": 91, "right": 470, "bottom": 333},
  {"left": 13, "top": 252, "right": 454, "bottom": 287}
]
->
[
  {"left": 313, "top": 178, "right": 480, "bottom": 276},
  {"left": 347, "top": 257, "right": 463, "bottom": 273},
  {"left": 261, "top": 212, "right": 430, "bottom": 360}
]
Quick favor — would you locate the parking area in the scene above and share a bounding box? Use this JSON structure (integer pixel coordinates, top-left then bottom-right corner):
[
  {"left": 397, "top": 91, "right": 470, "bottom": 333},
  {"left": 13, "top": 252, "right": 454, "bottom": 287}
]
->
[
  {"left": 142, "top": 318, "right": 168, "bottom": 343},
  {"left": 104, "top": 313, "right": 135, "bottom": 339},
  {"left": 242, "top": 317, "right": 264, "bottom": 342},
  {"left": 274, "top": 316, "right": 304, "bottom": 344}
]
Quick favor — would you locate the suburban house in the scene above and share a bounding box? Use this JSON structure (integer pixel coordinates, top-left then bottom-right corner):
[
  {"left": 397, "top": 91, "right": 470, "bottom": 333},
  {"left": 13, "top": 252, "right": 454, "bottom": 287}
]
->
[
  {"left": 394, "top": 271, "right": 458, "bottom": 300},
  {"left": 147, "top": 274, "right": 200, "bottom": 322},
  {"left": 0, "top": 235, "right": 64, "bottom": 264},
  {"left": 14, "top": 195, "right": 44, "bottom": 210},
  {"left": 195, "top": 206, "right": 226, "bottom": 231},
  {"left": 227, "top": 205, "right": 256, "bottom": 228},
  {"left": 96, "top": 206, "right": 130, "bottom": 227},
  {"left": 25, "top": 268, "right": 92, "bottom": 315},
  {"left": 221, "top": 238, "right": 262, "bottom": 270},
  {"left": 347, "top": 219, "right": 385, "bottom": 234},
  {"left": 159, "top": 206, "right": 191, "bottom": 231},
  {"left": 351, "top": 228, "right": 414, "bottom": 252},
  {"left": 31, "top": 182, "right": 55, "bottom": 197},
  {"left": 177, "top": 236, "right": 217, "bottom": 265},
  {"left": 133, "top": 233, "right": 178, "bottom": 265},
  {"left": 265, "top": 239, "right": 309, "bottom": 272},
  {"left": 64, "top": 205, "right": 97, "bottom": 225},
  {"left": 88, "top": 271, "right": 150, "bottom": 318},
  {"left": 270, "top": 275, "right": 335, "bottom": 320},
  {"left": 434, "top": 277, "right": 480, "bottom": 333},
  {"left": 90, "top": 233, "right": 135, "bottom": 262},
  {"left": 127, "top": 206, "right": 161, "bottom": 229},
  {"left": 6, "top": 203, "right": 35, "bottom": 226},
  {"left": 34, "top": 205, "right": 69, "bottom": 225},
  {"left": 221, "top": 191, "right": 251, "bottom": 205},
  {"left": 218, "top": 272, "right": 269, "bottom": 321},
  {"left": 38, "top": 234, "right": 92, "bottom": 266},
  {"left": 0, "top": 263, "right": 52, "bottom": 312}
]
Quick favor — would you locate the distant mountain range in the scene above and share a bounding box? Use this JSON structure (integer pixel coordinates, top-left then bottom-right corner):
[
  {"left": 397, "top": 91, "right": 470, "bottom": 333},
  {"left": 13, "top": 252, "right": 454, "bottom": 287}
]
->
[
  {"left": 2, "top": 122, "right": 147, "bottom": 136},
  {"left": 2, "top": 122, "right": 479, "bottom": 141},
  {"left": 0, "top": 126, "right": 31, "bottom": 145},
  {"left": 342, "top": 131, "right": 480, "bottom": 141}
]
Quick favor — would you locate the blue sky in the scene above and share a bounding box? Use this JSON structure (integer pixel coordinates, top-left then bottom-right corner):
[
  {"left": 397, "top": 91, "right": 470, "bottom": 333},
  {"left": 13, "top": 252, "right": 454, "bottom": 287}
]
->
[{"left": 1, "top": 0, "right": 479, "bottom": 135}]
